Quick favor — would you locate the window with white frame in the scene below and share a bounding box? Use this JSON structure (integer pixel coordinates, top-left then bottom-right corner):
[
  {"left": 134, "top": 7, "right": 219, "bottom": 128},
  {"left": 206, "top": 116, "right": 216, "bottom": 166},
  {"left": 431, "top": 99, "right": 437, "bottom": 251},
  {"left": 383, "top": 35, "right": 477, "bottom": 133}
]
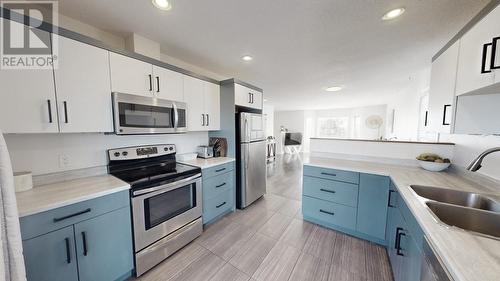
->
[{"left": 316, "top": 117, "right": 349, "bottom": 138}]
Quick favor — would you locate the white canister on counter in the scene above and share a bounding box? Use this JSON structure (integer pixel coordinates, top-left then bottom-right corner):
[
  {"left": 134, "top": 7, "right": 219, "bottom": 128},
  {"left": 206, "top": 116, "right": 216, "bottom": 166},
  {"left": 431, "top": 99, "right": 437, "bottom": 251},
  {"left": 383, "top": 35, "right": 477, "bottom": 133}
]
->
[{"left": 14, "top": 172, "right": 33, "bottom": 192}]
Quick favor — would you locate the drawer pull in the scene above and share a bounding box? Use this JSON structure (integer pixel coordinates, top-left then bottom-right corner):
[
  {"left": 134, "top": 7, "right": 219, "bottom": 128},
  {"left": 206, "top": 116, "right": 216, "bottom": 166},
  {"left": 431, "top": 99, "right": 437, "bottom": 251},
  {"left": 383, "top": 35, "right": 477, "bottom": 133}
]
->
[
  {"left": 53, "top": 208, "right": 91, "bottom": 222},
  {"left": 216, "top": 202, "right": 227, "bottom": 208},
  {"left": 319, "top": 209, "right": 335, "bottom": 216},
  {"left": 216, "top": 182, "right": 226, "bottom": 188},
  {"left": 215, "top": 168, "right": 226, "bottom": 172},
  {"left": 65, "top": 238, "right": 71, "bottom": 264},
  {"left": 320, "top": 188, "right": 336, "bottom": 194},
  {"left": 388, "top": 190, "right": 396, "bottom": 208},
  {"left": 321, "top": 172, "right": 336, "bottom": 177}
]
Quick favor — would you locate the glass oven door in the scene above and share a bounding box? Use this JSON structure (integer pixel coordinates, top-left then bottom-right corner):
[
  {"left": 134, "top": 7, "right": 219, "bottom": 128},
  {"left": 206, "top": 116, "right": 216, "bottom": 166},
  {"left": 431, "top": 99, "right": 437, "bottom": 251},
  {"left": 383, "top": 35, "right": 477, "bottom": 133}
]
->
[
  {"left": 132, "top": 175, "right": 202, "bottom": 251},
  {"left": 144, "top": 183, "right": 196, "bottom": 230}
]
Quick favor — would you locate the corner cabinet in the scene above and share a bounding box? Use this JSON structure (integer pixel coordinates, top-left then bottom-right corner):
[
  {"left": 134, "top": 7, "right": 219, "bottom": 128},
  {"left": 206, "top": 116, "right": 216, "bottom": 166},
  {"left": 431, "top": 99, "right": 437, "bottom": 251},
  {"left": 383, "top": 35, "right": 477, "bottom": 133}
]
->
[
  {"left": 427, "top": 41, "right": 459, "bottom": 133},
  {"left": 20, "top": 191, "right": 134, "bottom": 281},
  {"left": 184, "top": 76, "right": 220, "bottom": 131},
  {"left": 386, "top": 184, "right": 424, "bottom": 281}
]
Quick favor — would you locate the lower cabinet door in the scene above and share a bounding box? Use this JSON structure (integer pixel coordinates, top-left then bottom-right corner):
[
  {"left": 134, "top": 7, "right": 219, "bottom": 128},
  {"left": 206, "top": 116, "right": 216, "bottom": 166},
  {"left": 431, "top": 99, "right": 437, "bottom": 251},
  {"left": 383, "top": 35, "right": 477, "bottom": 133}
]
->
[
  {"left": 356, "top": 174, "right": 390, "bottom": 240},
  {"left": 74, "top": 207, "right": 134, "bottom": 281},
  {"left": 23, "top": 226, "right": 79, "bottom": 281}
]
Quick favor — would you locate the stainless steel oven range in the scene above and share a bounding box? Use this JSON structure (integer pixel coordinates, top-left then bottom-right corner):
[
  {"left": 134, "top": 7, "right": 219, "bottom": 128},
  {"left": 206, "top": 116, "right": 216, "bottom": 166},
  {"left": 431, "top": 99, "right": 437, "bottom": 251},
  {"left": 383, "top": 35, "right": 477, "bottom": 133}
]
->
[{"left": 108, "top": 144, "right": 202, "bottom": 277}]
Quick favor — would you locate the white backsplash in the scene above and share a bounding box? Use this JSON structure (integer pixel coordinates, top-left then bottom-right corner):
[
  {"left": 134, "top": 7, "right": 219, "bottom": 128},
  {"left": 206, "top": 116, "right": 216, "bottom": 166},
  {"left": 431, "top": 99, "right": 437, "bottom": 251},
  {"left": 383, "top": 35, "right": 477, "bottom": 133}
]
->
[{"left": 4, "top": 132, "right": 208, "bottom": 176}]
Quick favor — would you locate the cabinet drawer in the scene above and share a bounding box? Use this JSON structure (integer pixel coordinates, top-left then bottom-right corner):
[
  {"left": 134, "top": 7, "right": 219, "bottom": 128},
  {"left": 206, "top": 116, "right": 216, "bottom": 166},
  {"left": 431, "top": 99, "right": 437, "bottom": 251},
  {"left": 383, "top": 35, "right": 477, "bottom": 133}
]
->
[
  {"left": 203, "top": 171, "right": 234, "bottom": 200},
  {"left": 303, "top": 176, "right": 358, "bottom": 207},
  {"left": 20, "top": 191, "right": 130, "bottom": 240},
  {"left": 303, "top": 165, "right": 359, "bottom": 184},
  {"left": 203, "top": 188, "right": 233, "bottom": 223},
  {"left": 202, "top": 162, "right": 235, "bottom": 179},
  {"left": 302, "top": 196, "right": 357, "bottom": 230}
]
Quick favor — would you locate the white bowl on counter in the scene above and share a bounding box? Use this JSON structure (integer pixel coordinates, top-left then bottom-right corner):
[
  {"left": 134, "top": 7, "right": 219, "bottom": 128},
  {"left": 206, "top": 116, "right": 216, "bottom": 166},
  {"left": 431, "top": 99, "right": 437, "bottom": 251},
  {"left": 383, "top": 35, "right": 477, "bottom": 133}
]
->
[{"left": 418, "top": 160, "right": 451, "bottom": 172}]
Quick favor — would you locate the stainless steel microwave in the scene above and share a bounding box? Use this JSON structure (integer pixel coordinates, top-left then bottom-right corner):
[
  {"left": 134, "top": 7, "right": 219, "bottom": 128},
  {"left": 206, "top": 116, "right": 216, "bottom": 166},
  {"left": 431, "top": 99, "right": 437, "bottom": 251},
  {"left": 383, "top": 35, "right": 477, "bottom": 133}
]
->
[{"left": 112, "top": 92, "right": 187, "bottom": 135}]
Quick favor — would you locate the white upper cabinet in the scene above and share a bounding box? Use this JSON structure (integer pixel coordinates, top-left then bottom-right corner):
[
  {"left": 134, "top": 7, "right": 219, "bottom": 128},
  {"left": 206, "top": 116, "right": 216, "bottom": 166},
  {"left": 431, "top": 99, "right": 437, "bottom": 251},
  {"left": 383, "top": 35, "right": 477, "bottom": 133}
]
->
[
  {"left": 54, "top": 36, "right": 113, "bottom": 133},
  {"left": 183, "top": 76, "right": 220, "bottom": 131},
  {"left": 455, "top": 5, "right": 500, "bottom": 95},
  {"left": 184, "top": 76, "right": 206, "bottom": 131},
  {"left": 109, "top": 53, "right": 154, "bottom": 96},
  {"left": 204, "top": 82, "right": 220, "bottom": 131},
  {"left": 428, "top": 41, "right": 460, "bottom": 133},
  {"left": 234, "top": 83, "right": 263, "bottom": 109},
  {"left": 0, "top": 21, "right": 58, "bottom": 133},
  {"left": 152, "top": 66, "right": 184, "bottom": 101}
]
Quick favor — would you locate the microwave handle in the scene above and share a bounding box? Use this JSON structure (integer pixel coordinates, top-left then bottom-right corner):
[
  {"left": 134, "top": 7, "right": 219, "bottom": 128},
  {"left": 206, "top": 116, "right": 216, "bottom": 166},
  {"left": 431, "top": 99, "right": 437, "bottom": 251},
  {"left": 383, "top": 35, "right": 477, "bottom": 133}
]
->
[{"left": 173, "top": 103, "right": 179, "bottom": 129}]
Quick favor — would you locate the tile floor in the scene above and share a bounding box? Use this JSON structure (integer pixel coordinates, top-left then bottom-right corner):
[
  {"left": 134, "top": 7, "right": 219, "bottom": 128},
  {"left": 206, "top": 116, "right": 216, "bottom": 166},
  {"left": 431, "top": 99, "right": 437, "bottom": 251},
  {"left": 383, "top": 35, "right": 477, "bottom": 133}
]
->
[{"left": 137, "top": 154, "right": 394, "bottom": 281}]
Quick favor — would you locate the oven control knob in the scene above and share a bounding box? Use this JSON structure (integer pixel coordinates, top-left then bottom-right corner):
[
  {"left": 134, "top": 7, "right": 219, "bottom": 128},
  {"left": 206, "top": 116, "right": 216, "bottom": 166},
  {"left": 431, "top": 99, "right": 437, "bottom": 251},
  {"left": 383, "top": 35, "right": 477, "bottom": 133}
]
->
[
  {"left": 122, "top": 151, "right": 128, "bottom": 156},
  {"left": 164, "top": 147, "right": 168, "bottom": 151},
  {"left": 169, "top": 147, "right": 173, "bottom": 151},
  {"left": 114, "top": 152, "right": 120, "bottom": 157}
]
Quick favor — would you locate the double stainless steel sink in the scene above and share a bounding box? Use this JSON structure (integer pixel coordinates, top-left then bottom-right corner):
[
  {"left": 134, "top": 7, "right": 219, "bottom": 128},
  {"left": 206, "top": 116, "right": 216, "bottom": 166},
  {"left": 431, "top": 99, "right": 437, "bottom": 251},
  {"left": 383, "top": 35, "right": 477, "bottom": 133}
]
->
[{"left": 410, "top": 185, "right": 500, "bottom": 239}]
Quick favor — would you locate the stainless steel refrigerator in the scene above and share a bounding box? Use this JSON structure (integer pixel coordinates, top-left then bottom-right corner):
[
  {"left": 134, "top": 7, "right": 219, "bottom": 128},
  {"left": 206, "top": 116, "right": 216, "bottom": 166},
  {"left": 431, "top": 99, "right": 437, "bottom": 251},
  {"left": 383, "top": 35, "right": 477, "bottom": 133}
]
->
[{"left": 237, "top": 112, "right": 267, "bottom": 208}]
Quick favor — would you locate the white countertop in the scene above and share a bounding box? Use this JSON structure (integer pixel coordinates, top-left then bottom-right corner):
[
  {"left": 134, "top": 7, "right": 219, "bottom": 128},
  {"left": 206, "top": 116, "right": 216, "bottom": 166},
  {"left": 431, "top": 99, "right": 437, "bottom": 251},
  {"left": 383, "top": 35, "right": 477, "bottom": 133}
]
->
[
  {"left": 178, "top": 157, "right": 235, "bottom": 169},
  {"left": 16, "top": 175, "right": 130, "bottom": 218},
  {"left": 305, "top": 157, "right": 500, "bottom": 281}
]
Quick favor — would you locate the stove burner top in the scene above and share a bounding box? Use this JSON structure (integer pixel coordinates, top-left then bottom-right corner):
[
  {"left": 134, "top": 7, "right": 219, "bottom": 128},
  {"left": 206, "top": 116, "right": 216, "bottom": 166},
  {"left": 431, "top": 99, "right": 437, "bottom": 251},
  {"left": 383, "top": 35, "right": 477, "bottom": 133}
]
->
[{"left": 107, "top": 144, "right": 201, "bottom": 191}]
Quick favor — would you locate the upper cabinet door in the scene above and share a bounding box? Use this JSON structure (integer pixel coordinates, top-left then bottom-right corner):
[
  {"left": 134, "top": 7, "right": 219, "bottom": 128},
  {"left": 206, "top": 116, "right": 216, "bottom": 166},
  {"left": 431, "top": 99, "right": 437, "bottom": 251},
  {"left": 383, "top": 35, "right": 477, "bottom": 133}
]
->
[
  {"left": 0, "top": 20, "right": 58, "bottom": 133},
  {"left": 152, "top": 65, "right": 184, "bottom": 101},
  {"left": 234, "top": 83, "right": 263, "bottom": 109},
  {"left": 109, "top": 52, "right": 153, "bottom": 96},
  {"left": 428, "top": 41, "right": 459, "bottom": 133},
  {"left": 455, "top": 5, "right": 500, "bottom": 95},
  {"left": 183, "top": 76, "right": 206, "bottom": 131},
  {"left": 54, "top": 36, "right": 113, "bottom": 133},
  {"left": 205, "top": 82, "right": 220, "bottom": 130}
]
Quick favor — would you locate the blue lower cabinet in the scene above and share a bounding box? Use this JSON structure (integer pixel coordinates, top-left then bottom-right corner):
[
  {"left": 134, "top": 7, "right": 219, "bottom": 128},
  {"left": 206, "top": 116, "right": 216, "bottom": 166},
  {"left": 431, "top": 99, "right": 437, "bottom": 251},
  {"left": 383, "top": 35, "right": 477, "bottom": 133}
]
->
[
  {"left": 201, "top": 163, "right": 235, "bottom": 225},
  {"left": 21, "top": 191, "right": 133, "bottom": 281},
  {"left": 356, "top": 173, "right": 390, "bottom": 241},
  {"left": 203, "top": 187, "right": 234, "bottom": 223},
  {"left": 386, "top": 182, "right": 422, "bottom": 281},
  {"left": 74, "top": 207, "right": 134, "bottom": 281},
  {"left": 23, "top": 226, "right": 79, "bottom": 281},
  {"left": 302, "top": 196, "right": 357, "bottom": 230}
]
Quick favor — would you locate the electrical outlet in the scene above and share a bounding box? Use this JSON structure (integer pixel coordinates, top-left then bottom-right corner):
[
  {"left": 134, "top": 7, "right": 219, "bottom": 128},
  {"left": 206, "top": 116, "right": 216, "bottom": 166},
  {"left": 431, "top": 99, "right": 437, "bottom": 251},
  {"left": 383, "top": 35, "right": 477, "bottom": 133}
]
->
[{"left": 59, "top": 154, "right": 69, "bottom": 168}]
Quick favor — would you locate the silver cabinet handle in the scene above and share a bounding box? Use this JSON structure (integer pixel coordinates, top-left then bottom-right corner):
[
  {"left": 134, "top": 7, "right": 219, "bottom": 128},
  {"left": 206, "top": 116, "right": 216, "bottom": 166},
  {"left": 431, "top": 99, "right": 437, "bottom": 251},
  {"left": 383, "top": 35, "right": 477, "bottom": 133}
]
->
[{"left": 201, "top": 114, "right": 205, "bottom": 126}]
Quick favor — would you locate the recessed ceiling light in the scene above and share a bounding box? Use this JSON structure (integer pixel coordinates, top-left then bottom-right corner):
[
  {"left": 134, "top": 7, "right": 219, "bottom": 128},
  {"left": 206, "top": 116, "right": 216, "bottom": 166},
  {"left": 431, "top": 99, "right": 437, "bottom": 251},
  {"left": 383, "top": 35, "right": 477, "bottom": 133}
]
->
[
  {"left": 325, "top": 86, "right": 343, "bottom": 92},
  {"left": 242, "top": 55, "right": 253, "bottom": 61},
  {"left": 382, "top": 8, "right": 405, "bottom": 20},
  {"left": 152, "top": 0, "right": 172, "bottom": 11}
]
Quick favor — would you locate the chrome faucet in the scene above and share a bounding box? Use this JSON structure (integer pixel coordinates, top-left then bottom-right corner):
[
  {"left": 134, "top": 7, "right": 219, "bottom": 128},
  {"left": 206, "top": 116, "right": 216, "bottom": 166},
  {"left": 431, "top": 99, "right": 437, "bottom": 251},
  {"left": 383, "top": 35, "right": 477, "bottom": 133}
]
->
[{"left": 466, "top": 147, "right": 500, "bottom": 172}]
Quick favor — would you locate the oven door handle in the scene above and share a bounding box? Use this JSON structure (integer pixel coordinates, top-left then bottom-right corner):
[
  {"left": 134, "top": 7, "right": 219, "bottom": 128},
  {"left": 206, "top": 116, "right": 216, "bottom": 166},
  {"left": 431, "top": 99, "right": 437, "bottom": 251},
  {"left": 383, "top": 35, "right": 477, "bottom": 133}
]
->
[{"left": 133, "top": 174, "right": 202, "bottom": 197}]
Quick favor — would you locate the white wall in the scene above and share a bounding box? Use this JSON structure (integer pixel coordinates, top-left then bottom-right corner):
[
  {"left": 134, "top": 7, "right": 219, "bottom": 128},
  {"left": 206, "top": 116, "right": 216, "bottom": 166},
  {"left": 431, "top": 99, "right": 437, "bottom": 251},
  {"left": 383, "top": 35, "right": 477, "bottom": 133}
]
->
[
  {"left": 438, "top": 134, "right": 500, "bottom": 180},
  {"left": 4, "top": 132, "right": 208, "bottom": 175},
  {"left": 263, "top": 104, "right": 274, "bottom": 138},
  {"left": 274, "top": 105, "right": 389, "bottom": 154}
]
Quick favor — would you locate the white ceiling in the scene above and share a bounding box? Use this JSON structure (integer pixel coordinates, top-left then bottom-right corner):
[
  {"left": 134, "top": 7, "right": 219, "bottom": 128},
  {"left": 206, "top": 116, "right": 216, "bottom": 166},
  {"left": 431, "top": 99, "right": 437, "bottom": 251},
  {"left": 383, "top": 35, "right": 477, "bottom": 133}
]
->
[{"left": 57, "top": 0, "right": 489, "bottom": 111}]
